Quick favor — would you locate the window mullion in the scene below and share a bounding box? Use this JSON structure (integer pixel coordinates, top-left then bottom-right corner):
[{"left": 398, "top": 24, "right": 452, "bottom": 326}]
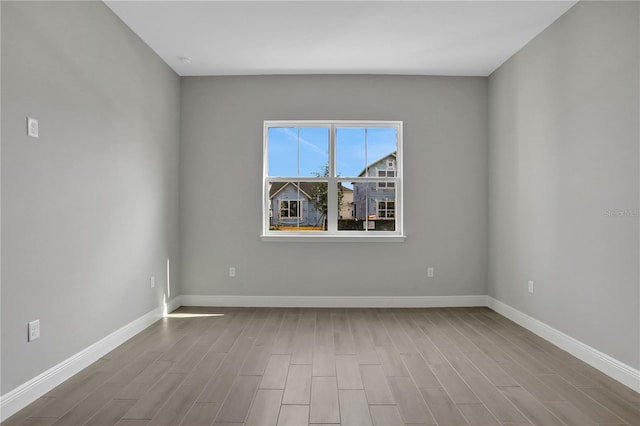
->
[{"left": 327, "top": 125, "right": 337, "bottom": 233}]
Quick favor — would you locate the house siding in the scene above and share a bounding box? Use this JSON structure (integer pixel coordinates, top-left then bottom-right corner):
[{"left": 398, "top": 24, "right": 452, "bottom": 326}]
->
[{"left": 353, "top": 155, "right": 397, "bottom": 221}]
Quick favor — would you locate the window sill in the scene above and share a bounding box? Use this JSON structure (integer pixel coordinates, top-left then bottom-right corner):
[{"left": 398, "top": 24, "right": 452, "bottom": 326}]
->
[{"left": 260, "top": 234, "right": 407, "bottom": 243}]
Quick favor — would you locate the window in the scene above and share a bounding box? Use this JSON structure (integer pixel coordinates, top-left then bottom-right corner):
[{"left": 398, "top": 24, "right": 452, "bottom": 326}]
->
[
  {"left": 378, "top": 201, "right": 395, "bottom": 219},
  {"left": 377, "top": 169, "right": 396, "bottom": 189},
  {"left": 263, "top": 121, "right": 403, "bottom": 240},
  {"left": 279, "top": 200, "right": 301, "bottom": 219}
]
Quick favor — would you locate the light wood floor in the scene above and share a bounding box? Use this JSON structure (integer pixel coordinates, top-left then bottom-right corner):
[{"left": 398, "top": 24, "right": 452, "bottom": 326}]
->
[{"left": 3, "top": 307, "right": 639, "bottom": 426}]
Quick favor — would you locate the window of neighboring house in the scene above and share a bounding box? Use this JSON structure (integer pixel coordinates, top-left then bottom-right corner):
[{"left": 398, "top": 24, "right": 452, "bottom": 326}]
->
[
  {"left": 263, "top": 121, "right": 404, "bottom": 240},
  {"left": 279, "top": 200, "right": 301, "bottom": 219},
  {"left": 377, "top": 169, "right": 396, "bottom": 189},
  {"left": 377, "top": 200, "right": 395, "bottom": 219}
]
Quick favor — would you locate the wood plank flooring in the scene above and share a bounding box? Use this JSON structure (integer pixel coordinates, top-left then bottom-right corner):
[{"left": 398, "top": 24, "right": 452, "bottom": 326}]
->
[{"left": 3, "top": 307, "right": 639, "bottom": 426}]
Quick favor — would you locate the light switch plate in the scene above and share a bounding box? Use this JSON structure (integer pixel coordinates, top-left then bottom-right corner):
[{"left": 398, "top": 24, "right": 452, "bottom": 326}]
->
[{"left": 27, "top": 117, "right": 39, "bottom": 138}]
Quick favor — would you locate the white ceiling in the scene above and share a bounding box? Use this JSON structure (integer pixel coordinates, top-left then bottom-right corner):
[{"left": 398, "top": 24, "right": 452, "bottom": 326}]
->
[{"left": 104, "top": 0, "right": 577, "bottom": 77}]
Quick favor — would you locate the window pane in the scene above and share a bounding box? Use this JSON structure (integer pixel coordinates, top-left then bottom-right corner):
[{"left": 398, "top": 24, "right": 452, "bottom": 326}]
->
[
  {"left": 267, "top": 180, "right": 325, "bottom": 231},
  {"left": 299, "top": 128, "right": 329, "bottom": 177},
  {"left": 336, "top": 127, "right": 366, "bottom": 177},
  {"left": 367, "top": 127, "right": 397, "bottom": 166},
  {"left": 268, "top": 127, "right": 329, "bottom": 177},
  {"left": 336, "top": 127, "right": 397, "bottom": 178},
  {"left": 338, "top": 181, "right": 396, "bottom": 231},
  {"left": 268, "top": 128, "right": 298, "bottom": 176}
]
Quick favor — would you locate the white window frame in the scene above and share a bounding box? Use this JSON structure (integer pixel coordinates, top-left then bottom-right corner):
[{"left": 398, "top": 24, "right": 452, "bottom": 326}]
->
[
  {"left": 377, "top": 169, "right": 396, "bottom": 189},
  {"left": 279, "top": 199, "right": 303, "bottom": 220},
  {"left": 262, "top": 120, "right": 405, "bottom": 242},
  {"left": 377, "top": 200, "right": 395, "bottom": 219}
]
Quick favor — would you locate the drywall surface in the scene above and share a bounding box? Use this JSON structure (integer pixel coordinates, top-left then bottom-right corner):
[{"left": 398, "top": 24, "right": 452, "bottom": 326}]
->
[
  {"left": 489, "top": 1, "right": 639, "bottom": 368},
  {"left": 1, "top": 1, "right": 180, "bottom": 393},
  {"left": 180, "top": 75, "right": 488, "bottom": 298}
]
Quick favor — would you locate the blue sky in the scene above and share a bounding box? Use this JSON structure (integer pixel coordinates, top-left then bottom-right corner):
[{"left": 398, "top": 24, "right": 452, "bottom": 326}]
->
[{"left": 268, "top": 127, "right": 397, "bottom": 178}]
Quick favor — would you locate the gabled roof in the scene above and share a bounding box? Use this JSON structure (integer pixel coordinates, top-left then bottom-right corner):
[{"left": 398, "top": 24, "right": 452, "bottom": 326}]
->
[
  {"left": 269, "top": 182, "right": 353, "bottom": 199},
  {"left": 357, "top": 152, "right": 397, "bottom": 177},
  {"left": 269, "top": 182, "right": 315, "bottom": 199}
]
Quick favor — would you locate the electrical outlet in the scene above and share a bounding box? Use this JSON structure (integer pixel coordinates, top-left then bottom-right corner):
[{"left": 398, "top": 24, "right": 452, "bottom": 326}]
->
[
  {"left": 27, "top": 117, "right": 39, "bottom": 138},
  {"left": 28, "top": 320, "right": 40, "bottom": 342},
  {"left": 229, "top": 267, "right": 236, "bottom": 277},
  {"left": 150, "top": 276, "right": 155, "bottom": 289},
  {"left": 427, "top": 267, "right": 434, "bottom": 278},
  {"left": 528, "top": 280, "right": 534, "bottom": 294}
]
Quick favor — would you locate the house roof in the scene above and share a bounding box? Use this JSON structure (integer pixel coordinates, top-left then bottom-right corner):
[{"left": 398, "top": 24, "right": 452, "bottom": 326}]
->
[
  {"left": 357, "top": 152, "right": 397, "bottom": 177},
  {"left": 269, "top": 182, "right": 352, "bottom": 199},
  {"left": 269, "top": 182, "right": 315, "bottom": 199}
]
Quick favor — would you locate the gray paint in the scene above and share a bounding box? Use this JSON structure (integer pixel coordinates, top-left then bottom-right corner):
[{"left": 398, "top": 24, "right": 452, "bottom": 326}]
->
[
  {"left": 179, "top": 75, "right": 488, "bottom": 298},
  {"left": 488, "top": 1, "right": 639, "bottom": 368},
  {"left": 1, "top": 1, "right": 180, "bottom": 393}
]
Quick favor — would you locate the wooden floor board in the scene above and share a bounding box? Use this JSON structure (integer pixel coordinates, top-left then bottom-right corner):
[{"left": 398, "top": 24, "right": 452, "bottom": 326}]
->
[
  {"left": 309, "top": 376, "right": 340, "bottom": 424},
  {"left": 497, "top": 385, "right": 565, "bottom": 426},
  {"left": 282, "top": 365, "right": 312, "bottom": 404},
  {"left": 368, "top": 405, "right": 403, "bottom": 426},
  {"left": 419, "top": 387, "right": 469, "bottom": 426},
  {"left": 214, "top": 375, "right": 261, "bottom": 423},
  {"left": 147, "top": 383, "right": 203, "bottom": 426},
  {"left": 335, "top": 355, "right": 364, "bottom": 389},
  {"left": 456, "top": 403, "right": 501, "bottom": 426},
  {"left": 387, "top": 376, "right": 436, "bottom": 425},
  {"left": 51, "top": 383, "right": 124, "bottom": 426},
  {"left": 122, "top": 373, "right": 186, "bottom": 420},
  {"left": 260, "top": 355, "right": 291, "bottom": 389},
  {"left": 85, "top": 399, "right": 137, "bottom": 426},
  {"left": 179, "top": 402, "right": 221, "bottom": 426},
  {"left": 3, "top": 307, "right": 638, "bottom": 426},
  {"left": 338, "top": 390, "right": 373, "bottom": 426},
  {"left": 245, "top": 389, "right": 283, "bottom": 426},
  {"left": 360, "top": 365, "right": 395, "bottom": 405},
  {"left": 277, "top": 405, "right": 309, "bottom": 426}
]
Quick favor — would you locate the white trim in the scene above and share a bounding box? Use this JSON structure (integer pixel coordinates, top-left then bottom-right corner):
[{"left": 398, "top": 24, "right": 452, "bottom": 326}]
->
[
  {"left": 487, "top": 297, "right": 640, "bottom": 393},
  {"left": 0, "top": 301, "right": 173, "bottom": 422},
  {"left": 164, "top": 295, "right": 182, "bottom": 317},
  {"left": 260, "top": 234, "right": 406, "bottom": 242},
  {"left": 179, "top": 294, "right": 488, "bottom": 308},
  {"left": 263, "top": 120, "right": 403, "bottom": 238}
]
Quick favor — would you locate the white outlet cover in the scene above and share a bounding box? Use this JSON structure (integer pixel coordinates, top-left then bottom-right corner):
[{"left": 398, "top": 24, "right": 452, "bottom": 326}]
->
[
  {"left": 28, "top": 320, "right": 40, "bottom": 341},
  {"left": 27, "top": 117, "right": 39, "bottom": 138},
  {"left": 151, "top": 276, "right": 155, "bottom": 288}
]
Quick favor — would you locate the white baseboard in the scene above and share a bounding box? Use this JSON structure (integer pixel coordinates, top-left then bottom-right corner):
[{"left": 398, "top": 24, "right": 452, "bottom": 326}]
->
[
  {"left": 0, "top": 299, "right": 176, "bottom": 423},
  {"left": 178, "top": 294, "right": 489, "bottom": 308},
  {"left": 487, "top": 297, "right": 640, "bottom": 393},
  {"left": 164, "top": 295, "right": 183, "bottom": 316}
]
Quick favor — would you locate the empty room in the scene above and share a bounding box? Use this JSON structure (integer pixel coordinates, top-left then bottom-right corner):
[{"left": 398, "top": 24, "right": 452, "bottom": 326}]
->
[{"left": 1, "top": 0, "right": 638, "bottom": 425}]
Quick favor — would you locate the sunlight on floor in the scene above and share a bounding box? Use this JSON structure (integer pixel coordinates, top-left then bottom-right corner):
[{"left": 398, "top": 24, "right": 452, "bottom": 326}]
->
[{"left": 166, "top": 313, "right": 225, "bottom": 318}]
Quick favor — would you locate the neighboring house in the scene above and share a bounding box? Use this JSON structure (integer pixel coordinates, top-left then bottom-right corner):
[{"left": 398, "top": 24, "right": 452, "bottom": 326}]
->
[
  {"left": 269, "top": 182, "right": 355, "bottom": 227},
  {"left": 353, "top": 152, "right": 397, "bottom": 221},
  {"left": 340, "top": 186, "right": 354, "bottom": 219},
  {"left": 269, "top": 182, "right": 323, "bottom": 227}
]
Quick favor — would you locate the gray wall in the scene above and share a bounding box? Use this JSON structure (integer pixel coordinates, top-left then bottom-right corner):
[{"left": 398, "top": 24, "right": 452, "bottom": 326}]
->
[
  {"left": 488, "top": 1, "right": 639, "bottom": 369},
  {"left": 1, "top": 1, "right": 181, "bottom": 393},
  {"left": 180, "top": 75, "right": 488, "bottom": 298}
]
